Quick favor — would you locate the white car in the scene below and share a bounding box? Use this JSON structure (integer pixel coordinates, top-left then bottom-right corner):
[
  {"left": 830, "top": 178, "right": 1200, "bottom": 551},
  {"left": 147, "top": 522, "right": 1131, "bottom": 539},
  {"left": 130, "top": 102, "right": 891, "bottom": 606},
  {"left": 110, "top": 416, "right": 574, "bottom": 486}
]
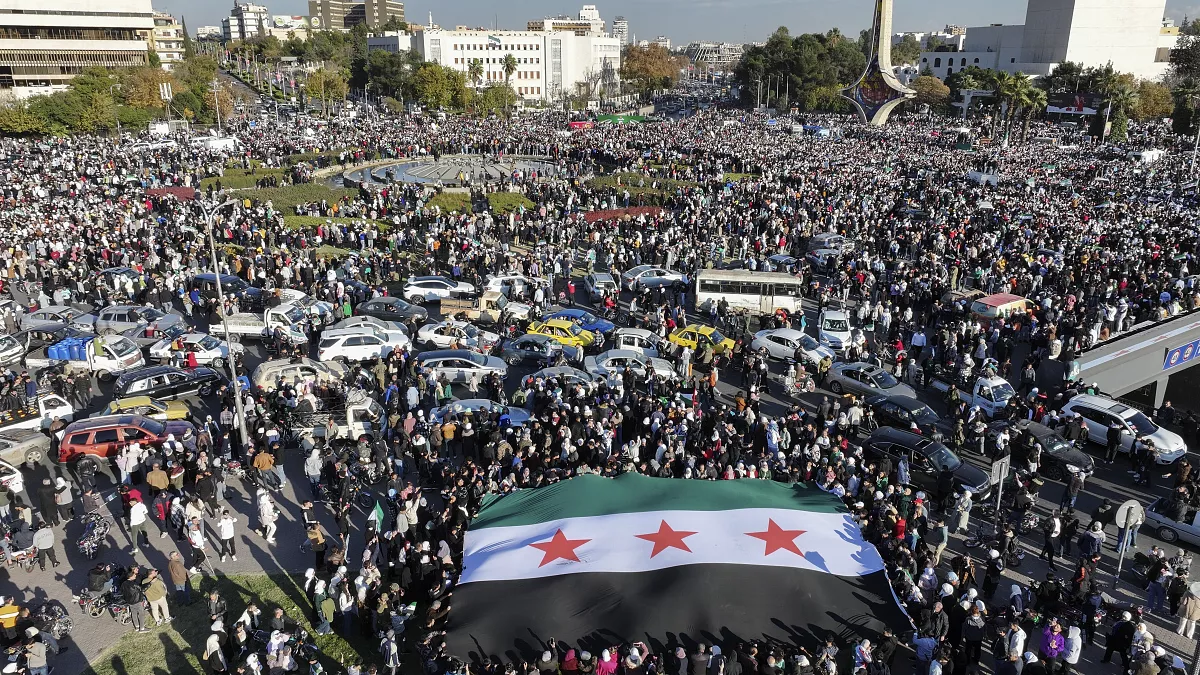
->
[
  {"left": 402, "top": 276, "right": 476, "bottom": 304},
  {"left": 620, "top": 265, "right": 688, "bottom": 291},
  {"left": 818, "top": 308, "right": 865, "bottom": 355},
  {"left": 330, "top": 316, "right": 409, "bottom": 336},
  {"left": 149, "top": 333, "right": 244, "bottom": 368},
  {"left": 416, "top": 320, "right": 500, "bottom": 353},
  {"left": 751, "top": 327, "right": 834, "bottom": 366},
  {"left": 484, "top": 274, "right": 548, "bottom": 300},
  {"left": 609, "top": 327, "right": 665, "bottom": 358},
  {"left": 1061, "top": 394, "right": 1187, "bottom": 464},
  {"left": 584, "top": 349, "right": 678, "bottom": 383},
  {"left": 0, "top": 458, "right": 23, "bottom": 496},
  {"left": 317, "top": 325, "right": 410, "bottom": 362}
]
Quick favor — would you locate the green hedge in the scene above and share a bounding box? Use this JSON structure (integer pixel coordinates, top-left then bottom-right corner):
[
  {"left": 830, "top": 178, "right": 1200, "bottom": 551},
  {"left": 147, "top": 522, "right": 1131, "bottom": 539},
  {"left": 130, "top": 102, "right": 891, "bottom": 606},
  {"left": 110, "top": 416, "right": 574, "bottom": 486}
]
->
[
  {"left": 283, "top": 215, "right": 390, "bottom": 232},
  {"left": 487, "top": 192, "right": 535, "bottom": 215},
  {"left": 201, "top": 166, "right": 288, "bottom": 190}
]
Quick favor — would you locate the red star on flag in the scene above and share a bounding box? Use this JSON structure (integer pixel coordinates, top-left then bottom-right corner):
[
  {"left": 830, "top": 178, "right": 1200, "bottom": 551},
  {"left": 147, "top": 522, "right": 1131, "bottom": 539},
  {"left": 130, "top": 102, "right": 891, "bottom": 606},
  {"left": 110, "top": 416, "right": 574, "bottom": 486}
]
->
[
  {"left": 529, "top": 529, "right": 591, "bottom": 567},
  {"left": 635, "top": 520, "right": 698, "bottom": 558},
  {"left": 745, "top": 519, "right": 806, "bottom": 556}
]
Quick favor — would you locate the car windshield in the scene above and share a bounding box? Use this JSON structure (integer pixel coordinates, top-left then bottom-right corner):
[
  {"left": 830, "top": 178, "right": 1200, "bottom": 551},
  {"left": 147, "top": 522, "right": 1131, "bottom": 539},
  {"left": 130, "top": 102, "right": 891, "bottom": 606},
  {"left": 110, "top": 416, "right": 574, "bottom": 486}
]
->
[
  {"left": 0, "top": 335, "right": 16, "bottom": 350},
  {"left": 799, "top": 335, "right": 820, "bottom": 350},
  {"left": 707, "top": 328, "right": 726, "bottom": 344},
  {"left": 576, "top": 311, "right": 597, "bottom": 323},
  {"left": 823, "top": 318, "right": 849, "bottom": 332},
  {"left": 135, "top": 307, "right": 165, "bottom": 321},
  {"left": 282, "top": 307, "right": 306, "bottom": 325},
  {"left": 992, "top": 381, "right": 1016, "bottom": 400},
  {"left": 567, "top": 324, "right": 583, "bottom": 335},
  {"left": 927, "top": 445, "right": 962, "bottom": 471},
  {"left": 910, "top": 404, "right": 938, "bottom": 422},
  {"left": 467, "top": 352, "right": 489, "bottom": 366},
  {"left": 1128, "top": 412, "right": 1158, "bottom": 435},
  {"left": 869, "top": 371, "right": 900, "bottom": 388},
  {"left": 161, "top": 323, "right": 187, "bottom": 340},
  {"left": 108, "top": 338, "right": 138, "bottom": 357},
  {"left": 139, "top": 418, "right": 166, "bottom": 435},
  {"left": 462, "top": 325, "right": 480, "bottom": 338},
  {"left": 198, "top": 336, "right": 222, "bottom": 350}
]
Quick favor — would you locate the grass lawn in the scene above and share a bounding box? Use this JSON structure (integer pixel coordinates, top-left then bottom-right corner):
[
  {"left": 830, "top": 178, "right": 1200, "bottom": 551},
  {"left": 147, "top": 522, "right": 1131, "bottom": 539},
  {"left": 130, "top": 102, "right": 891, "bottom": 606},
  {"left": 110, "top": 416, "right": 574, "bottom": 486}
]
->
[
  {"left": 283, "top": 215, "right": 391, "bottom": 232},
  {"left": 82, "top": 574, "right": 373, "bottom": 675},
  {"left": 724, "top": 172, "right": 760, "bottom": 181},
  {"left": 487, "top": 192, "right": 535, "bottom": 215},
  {"left": 246, "top": 184, "right": 359, "bottom": 212},
  {"left": 425, "top": 192, "right": 472, "bottom": 214},
  {"left": 200, "top": 167, "right": 289, "bottom": 190}
]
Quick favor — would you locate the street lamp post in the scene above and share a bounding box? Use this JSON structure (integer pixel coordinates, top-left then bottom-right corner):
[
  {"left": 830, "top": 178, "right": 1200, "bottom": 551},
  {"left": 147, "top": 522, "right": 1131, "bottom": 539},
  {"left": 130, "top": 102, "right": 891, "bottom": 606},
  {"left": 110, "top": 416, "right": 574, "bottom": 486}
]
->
[
  {"left": 109, "top": 84, "right": 122, "bottom": 137},
  {"left": 197, "top": 197, "right": 252, "bottom": 457}
]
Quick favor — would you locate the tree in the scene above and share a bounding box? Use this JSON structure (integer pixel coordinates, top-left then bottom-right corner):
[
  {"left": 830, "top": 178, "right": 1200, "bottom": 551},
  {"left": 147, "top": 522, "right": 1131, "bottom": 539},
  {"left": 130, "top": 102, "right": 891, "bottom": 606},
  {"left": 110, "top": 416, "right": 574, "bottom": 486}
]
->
[
  {"left": 1021, "top": 88, "right": 1047, "bottom": 141},
  {"left": 1173, "top": 35, "right": 1200, "bottom": 86},
  {"left": 911, "top": 75, "right": 950, "bottom": 109},
  {"left": 122, "top": 66, "right": 173, "bottom": 109},
  {"left": 1173, "top": 93, "right": 1196, "bottom": 135},
  {"left": 1044, "top": 61, "right": 1085, "bottom": 93},
  {"left": 78, "top": 91, "right": 117, "bottom": 132},
  {"left": 1133, "top": 80, "right": 1173, "bottom": 120},
  {"left": 413, "top": 63, "right": 455, "bottom": 109},
  {"left": 1109, "top": 109, "right": 1129, "bottom": 142},
  {"left": 477, "top": 84, "right": 517, "bottom": 116},
  {"left": 380, "top": 16, "right": 407, "bottom": 32},
  {"left": 892, "top": 35, "right": 922, "bottom": 66},
  {"left": 367, "top": 49, "right": 416, "bottom": 99},
  {"left": 621, "top": 43, "right": 682, "bottom": 96},
  {"left": 306, "top": 66, "right": 349, "bottom": 116},
  {"left": 501, "top": 53, "right": 518, "bottom": 115},
  {"left": 0, "top": 101, "right": 48, "bottom": 135},
  {"left": 147, "top": 51, "right": 162, "bottom": 69},
  {"left": 181, "top": 16, "right": 195, "bottom": 59},
  {"left": 468, "top": 58, "right": 484, "bottom": 89},
  {"left": 926, "top": 35, "right": 946, "bottom": 51}
]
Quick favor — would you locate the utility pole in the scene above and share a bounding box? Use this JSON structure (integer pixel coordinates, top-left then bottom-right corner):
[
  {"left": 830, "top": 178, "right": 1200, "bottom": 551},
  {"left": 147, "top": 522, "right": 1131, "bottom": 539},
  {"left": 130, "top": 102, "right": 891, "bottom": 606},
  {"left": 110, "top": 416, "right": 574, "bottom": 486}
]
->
[
  {"left": 211, "top": 78, "right": 223, "bottom": 134},
  {"left": 755, "top": 76, "right": 762, "bottom": 109}
]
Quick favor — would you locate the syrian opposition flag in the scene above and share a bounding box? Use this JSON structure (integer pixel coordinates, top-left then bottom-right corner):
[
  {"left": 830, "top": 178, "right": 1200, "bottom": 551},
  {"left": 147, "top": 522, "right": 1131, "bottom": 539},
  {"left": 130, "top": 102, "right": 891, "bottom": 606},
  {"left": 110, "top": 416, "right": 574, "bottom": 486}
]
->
[{"left": 446, "top": 474, "right": 910, "bottom": 661}]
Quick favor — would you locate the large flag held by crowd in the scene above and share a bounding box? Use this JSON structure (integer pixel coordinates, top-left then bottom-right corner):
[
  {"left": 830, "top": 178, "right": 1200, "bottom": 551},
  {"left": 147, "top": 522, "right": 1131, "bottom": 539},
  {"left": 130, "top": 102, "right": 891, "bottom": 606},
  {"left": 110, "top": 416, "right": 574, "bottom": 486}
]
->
[{"left": 446, "top": 474, "right": 911, "bottom": 661}]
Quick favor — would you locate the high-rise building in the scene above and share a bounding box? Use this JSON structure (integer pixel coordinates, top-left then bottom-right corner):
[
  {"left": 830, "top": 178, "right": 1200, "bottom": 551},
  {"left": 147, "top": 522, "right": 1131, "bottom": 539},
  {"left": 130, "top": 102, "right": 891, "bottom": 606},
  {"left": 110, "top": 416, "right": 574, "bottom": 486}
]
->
[
  {"left": 196, "top": 26, "right": 223, "bottom": 39},
  {"left": 527, "top": 4, "right": 605, "bottom": 35},
  {"left": 148, "top": 11, "right": 185, "bottom": 70},
  {"left": 652, "top": 36, "right": 671, "bottom": 50},
  {"left": 612, "top": 16, "right": 628, "bottom": 45},
  {"left": 309, "top": 0, "right": 403, "bottom": 30},
  {"left": 222, "top": 1, "right": 270, "bottom": 41},
  {"left": 0, "top": 0, "right": 154, "bottom": 100}
]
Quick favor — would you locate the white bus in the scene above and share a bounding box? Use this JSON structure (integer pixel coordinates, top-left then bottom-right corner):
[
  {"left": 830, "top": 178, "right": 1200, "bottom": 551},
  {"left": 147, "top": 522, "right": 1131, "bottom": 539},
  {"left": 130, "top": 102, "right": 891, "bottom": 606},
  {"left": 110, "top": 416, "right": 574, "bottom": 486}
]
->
[{"left": 695, "top": 269, "right": 804, "bottom": 314}]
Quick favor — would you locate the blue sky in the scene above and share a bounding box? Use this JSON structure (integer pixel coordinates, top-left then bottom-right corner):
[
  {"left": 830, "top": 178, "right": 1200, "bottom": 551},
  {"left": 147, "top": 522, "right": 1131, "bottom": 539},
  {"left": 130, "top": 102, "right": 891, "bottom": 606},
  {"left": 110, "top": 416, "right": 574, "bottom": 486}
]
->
[{"left": 168, "top": 0, "right": 1189, "bottom": 45}]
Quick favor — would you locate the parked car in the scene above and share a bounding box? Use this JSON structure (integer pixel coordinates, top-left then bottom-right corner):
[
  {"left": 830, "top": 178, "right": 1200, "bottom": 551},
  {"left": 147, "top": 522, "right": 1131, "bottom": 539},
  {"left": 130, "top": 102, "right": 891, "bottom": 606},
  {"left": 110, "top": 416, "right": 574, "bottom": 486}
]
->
[
  {"left": 861, "top": 427, "right": 992, "bottom": 499},
  {"left": 1060, "top": 394, "right": 1186, "bottom": 464},
  {"left": 1146, "top": 496, "right": 1200, "bottom": 546},
  {"left": 582, "top": 273, "right": 619, "bottom": 301},
  {"left": 194, "top": 273, "right": 264, "bottom": 307},
  {"left": 527, "top": 319, "right": 597, "bottom": 349},
  {"left": 430, "top": 399, "right": 531, "bottom": 427},
  {"left": 99, "top": 396, "right": 192, "bottom": 421},
  {"left": 316, "top": 325, "right": 411, "bottom": 363},
  {"left": 864, "top": 394, "right": 944, "bottom": 436},
  {"left": 416, "top": 320, "right": 500, "bottom": 352},
  {"left": 401, "top": 276, "right": 477, "bottom": 304},
  {"left": 498, "top": 333, "right": 580, "bottom": 366},
  {"left": 817, "top": 306, "right": 865, "bottom": 355},
  {"left": 19, "top": 306, "right": 95, "bottom": 332},
  {"left": 668, "top": 324, "right": 734, "bottom": 355},
  {"left": 330, "top": 316, "right": 410, "bottom": 336},
  {"left": 0, "top": 429, "right": 52, "bottom": 466},
  {"left": 113, "top": 365, "right": 226, "bottom": 400},
  {"left": 0, "top": 334, "right": 23, "bottom": 367},
  {"left": 826, "top": 362, "right": 916, "bottom": 399},
  {"left": 523, "top": 366, "right": 597, "bottom": 388},
  {"left": 751, "top": 328, "right": 833, "bottom": 366},
  {"left": 56, "top": 414, "right": 197, "bottom": 472},
  {"left": 354, "top": 296, "right": 428, "bottom": 323},
  {"left": 94, "top": 305, "right": 183, "bottom": 336},
  {"left": 11, "top": 324, "right": 85, "bottom": 354},
  {"left": 609, "top": 327, "right": 665, "bottom": 357},
  {"left": 620, "top": 265, "right": 688, "bottom": 291},
  {"left": 544, "top": 309, "right": 615, "bottom": 336},
  {"left": 414, "top": 349, "right": 507, "bottom": 383},
  {"left": 987, "top": 418, "right": 1094, "bottom": 480},
  {"left": 148, "top": 333, "right": 243, "bottom": 368},
  {"left": 584, "top": 349, "right": 677, "bottom": 383},
  {"left": 251, "top": 358, "right": 348, "bottom": 392}
]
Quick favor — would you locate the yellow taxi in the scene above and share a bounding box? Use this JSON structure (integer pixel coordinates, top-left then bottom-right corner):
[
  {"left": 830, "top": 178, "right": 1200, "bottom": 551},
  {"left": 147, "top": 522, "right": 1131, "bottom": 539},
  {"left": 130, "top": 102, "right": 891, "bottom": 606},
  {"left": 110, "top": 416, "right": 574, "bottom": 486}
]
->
[
  {"left": 527, "top": 319, "right": 597, "bottom": 348},
  {"left": 100, "top": 396, "right": 191, "bottom": 421},
  {"left": 669, "top": 324, "right": 734, "bottom": 354}
]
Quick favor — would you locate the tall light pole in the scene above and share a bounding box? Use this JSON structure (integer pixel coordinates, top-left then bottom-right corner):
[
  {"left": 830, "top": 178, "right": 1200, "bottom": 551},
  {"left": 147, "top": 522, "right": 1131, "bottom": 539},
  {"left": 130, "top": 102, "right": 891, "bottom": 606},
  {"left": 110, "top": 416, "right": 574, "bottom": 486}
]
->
[
  {"left": 109, "top": 84, "right": 122, "bottom": 137},
  {"left": 197, "top": 196, "right": 251, "bottom": 456}
]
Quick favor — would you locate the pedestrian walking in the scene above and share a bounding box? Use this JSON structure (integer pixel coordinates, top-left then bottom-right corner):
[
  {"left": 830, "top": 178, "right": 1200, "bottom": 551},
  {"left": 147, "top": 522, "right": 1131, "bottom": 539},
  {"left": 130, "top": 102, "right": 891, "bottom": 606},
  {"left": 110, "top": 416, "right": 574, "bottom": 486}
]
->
[
  {"left": 168, "top": 551, "right": 191, "bottom": 605},
  {"left": 129, "top": 497, "right": 150, "bottom": 554},
  {"left": 120, "top": 568, "right": 149, "bottom": 633},
  {"left": 217, "top": 509, "right": 238, "bottom": 562}
]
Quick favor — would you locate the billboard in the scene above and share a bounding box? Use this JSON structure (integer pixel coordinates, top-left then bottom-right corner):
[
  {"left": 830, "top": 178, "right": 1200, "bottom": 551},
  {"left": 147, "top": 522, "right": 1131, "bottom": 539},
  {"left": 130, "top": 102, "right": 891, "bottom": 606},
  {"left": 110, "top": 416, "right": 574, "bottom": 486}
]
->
[
  {"left": 1047, "top": 92, "right": 1106, "bottom": 115},
  {"left": 272, "top": 15, "right": 309, "bottom": 30}
]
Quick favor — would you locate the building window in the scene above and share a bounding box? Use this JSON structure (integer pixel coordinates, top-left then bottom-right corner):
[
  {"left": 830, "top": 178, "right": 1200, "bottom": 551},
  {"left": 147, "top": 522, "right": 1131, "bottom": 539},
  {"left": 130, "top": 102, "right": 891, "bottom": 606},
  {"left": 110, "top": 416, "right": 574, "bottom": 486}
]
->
[
  {"left": 946, "top": 67, "right": 953, "bottom": 75},
  {"left": 973, "top": 58, "right": 979, "bottom": 63},
  {"left": 934, "top": 57, "right": 941, "bottom": 67},
  {"left": 960, "top": 58, "right": 966, "bottom": 66},
  {"left": 1010, "top": 58, "right": 1015, "bottom": 63}
]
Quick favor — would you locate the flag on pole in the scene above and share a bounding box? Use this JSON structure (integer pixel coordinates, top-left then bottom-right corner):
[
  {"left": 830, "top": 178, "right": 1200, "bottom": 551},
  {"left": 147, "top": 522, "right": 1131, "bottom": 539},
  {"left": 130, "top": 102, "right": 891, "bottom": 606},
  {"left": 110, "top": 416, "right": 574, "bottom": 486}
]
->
[
  {"left": 369, "top": 499, "right": 384, "bottom": 526},
  {"left": 446, "top": 473, "right": 910, "bottom": 658}
]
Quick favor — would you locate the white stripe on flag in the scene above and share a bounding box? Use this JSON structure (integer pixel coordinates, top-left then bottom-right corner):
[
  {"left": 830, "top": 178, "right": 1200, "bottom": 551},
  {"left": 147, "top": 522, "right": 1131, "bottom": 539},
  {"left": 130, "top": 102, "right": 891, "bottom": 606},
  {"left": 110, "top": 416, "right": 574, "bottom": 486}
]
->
[{"left": 459, "top": 508, "right": 883, "bottom": 584}]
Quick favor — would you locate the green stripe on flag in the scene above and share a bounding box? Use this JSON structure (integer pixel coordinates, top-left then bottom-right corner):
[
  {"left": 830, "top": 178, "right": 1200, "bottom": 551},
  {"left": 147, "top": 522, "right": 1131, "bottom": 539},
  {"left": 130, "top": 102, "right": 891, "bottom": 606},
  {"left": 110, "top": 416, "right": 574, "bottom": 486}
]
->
[
  {"left": 370, "top": 499, "right": 384, "bottom": 524},
  {"left": 471, "top": 473, "right": 846, "bottom": 530}
]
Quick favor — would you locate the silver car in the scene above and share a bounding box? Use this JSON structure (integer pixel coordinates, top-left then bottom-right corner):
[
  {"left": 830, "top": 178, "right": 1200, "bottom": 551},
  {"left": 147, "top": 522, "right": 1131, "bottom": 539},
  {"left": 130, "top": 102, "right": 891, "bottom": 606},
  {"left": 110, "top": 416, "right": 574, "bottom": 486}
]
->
[
  {"left": 20, "top": 305, "right": 95, "bottom": 332},
  {"left": 414, "top": 349, "right": 507, "bottom": 383},
  {"left": 583, "top": 273, "right": 619, "bottom": 301},
  {"left": 751, "top": 328, "right": 833, "bottom": 366},
  {"left": 584, "top": 349, "right": 677, "bottom": 383},
  {"left": 94, "top": 305, "right": 183, "bottom": 335},
  {"left": 826, "top": 362, "right": 917, "bottom": 399}
]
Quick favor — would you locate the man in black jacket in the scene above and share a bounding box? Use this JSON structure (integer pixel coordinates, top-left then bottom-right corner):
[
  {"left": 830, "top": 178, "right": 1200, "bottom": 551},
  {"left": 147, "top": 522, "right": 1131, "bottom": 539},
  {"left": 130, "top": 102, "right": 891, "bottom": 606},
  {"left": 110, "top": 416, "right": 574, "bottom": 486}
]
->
[
  {"left": 1103, "top": 612, "right": 1136, "bottom": 670},
  {"left": 120, "top": 569, "right": 148, "bottom": 632}
]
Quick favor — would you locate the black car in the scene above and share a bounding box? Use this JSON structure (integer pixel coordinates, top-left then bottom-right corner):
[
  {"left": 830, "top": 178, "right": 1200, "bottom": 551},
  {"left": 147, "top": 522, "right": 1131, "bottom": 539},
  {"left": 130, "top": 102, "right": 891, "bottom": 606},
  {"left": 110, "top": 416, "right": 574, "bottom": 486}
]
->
[
  {"left": 355, "top": 296, "right": 428, "bottom": 323},
  {"left": 13, "top": 323, "right": 85, "bottom": 351},
  {"left": 862, "top": 427, "right": 992, "bottom": 499},
  {"left": 988, "top": 419, "right": 1094, "bottom": 480},
  {"left": 864, "top": 394, "right": 945, "bottom": 436},
  {"left": 194, "top": 273, "right": 264, "bottom": 308},
  {"left": 498, "top": 333, "right": 580, "bottom": 366},
  {"left": 113, "top": 365, "right": 226, "bottom": 401}
]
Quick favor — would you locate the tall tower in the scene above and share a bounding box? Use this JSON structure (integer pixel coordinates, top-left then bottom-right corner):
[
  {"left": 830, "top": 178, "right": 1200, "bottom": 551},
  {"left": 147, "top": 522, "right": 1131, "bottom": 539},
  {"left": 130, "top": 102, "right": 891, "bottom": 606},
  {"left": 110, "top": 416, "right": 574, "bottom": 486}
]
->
[{"left": 840, "top": 0, "right": 914, "bottom": 126}]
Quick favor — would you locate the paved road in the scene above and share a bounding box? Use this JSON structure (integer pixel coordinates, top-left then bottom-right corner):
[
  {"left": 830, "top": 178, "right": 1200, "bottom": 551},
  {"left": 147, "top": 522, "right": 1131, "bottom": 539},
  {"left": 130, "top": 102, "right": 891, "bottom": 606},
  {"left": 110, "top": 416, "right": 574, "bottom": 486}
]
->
[{"left": 0, "top": 286, "right": 1195, "bottom": 674}]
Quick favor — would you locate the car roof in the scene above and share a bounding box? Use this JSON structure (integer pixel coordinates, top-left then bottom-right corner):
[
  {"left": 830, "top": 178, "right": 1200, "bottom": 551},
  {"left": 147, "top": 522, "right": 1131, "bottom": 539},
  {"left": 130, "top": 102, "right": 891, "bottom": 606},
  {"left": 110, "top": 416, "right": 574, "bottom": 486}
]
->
[
  {"left": 821, "top": 309, "right": 849, "bottom": 319},
  {"left": 117, "top": 365, "right": 179, "bottom": 381},
  {"left": 1065, "top": 394, "right": 1132, "bottom": 415},
  {"left": 517, "top": 333, "right": 553, "bottom": 342},
  {"left": 614, "top": 327, "right": 654, "bottom": 338},
  {"left": 869, "top": 426, "right": 935, "bottom": 447},
  {"left": 533, "top": 366, "right": 592, "bottom": 379},
  {"left": 760, "top": 327, "right": 806, "bottom": 340},
  {"left": 112, "top": 396, "right": 156, "bottom": 406},
  {"left": 540, "top": 319, "right": 576, "bottom": 328},
  {"left": 417, "top": 349, "right": 477, "bottom": 360},
  {"left": 599, "top": 349, "right": 644, "bottom": 359},
  {"left": 410, "top": 276, "right": 449, "bottom": 283},
  {"left": 871, "top": 394, "right": 925, "bottom": 410},
  {"left": 589, "top": 273, "right": 616, "bottom": 281},
  {"left": 65, "top": 414, "right": 148, "bottom": 431}
]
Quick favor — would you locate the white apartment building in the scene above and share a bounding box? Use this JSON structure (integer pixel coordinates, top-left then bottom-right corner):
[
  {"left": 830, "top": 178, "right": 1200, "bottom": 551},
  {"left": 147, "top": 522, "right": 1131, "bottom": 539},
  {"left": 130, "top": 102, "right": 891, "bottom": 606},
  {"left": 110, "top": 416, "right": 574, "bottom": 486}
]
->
[
  {"left": 0, "top": 0, "right": 153, "bottom": 99},
  {"left": 406, "top": 28, "right": 621, "bottom": 102},
  {"left": 149, "top": 11, "right": 184, "bottom": 70},
  {"left": 919, "top": 0, "right": 1175, "bottom": 81},
  {"left": 222, "top": 1, "right": 270, "bottom": 41},
  {"left": 527, "top": 5, "right": 604, "bottom": 35},
  {"left": 612, "top": 16, "right": 628, "bottom": 45}
]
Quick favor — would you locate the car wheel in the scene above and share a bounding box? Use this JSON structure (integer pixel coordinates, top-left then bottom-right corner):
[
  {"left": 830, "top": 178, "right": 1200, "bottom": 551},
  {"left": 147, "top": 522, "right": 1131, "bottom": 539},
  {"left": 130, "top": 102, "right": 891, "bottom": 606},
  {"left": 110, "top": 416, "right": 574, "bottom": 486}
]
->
[
  {"left": 830, "top": 381, "right": 843, "bottom": 394},
  {"left": 96, "top": 370, "right": 113, "bottom": 383},
  {"left": 23, "top": 447, "right": 43, "bottom": 465},
  {"left": 506, "top": 355, "right": 522, "bottom": 366},
  {"left": 407, "top": 294, "right": 425, "bottom": 305},
  {"left": 1158, "top": 526, "right": 1179, "bottom": 543},
  {"left": 212, "top": 357, "right": 225, "bottom": 370},
  {"left": 198, "top": 383, "right": 213, "bottom": 397},
  {"left": 1042, "top": 463, "right": 1064, "bottom": 481}
]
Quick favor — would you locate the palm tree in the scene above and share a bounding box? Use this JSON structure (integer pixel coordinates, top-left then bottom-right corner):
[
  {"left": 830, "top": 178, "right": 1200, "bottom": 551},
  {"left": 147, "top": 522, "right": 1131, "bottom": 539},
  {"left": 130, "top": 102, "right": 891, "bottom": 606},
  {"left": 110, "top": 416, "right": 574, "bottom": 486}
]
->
[
  {"left": 1110, "top": 81, "right": 1139, "bottom": 115},
  {"left": 468, "top": 58, "right": 484, "bottom": 89},
  {"left": 1021, "top": 88, "right": 1048, "bottom": 142},
  {"left": 985, "top": 71, "right": 1013, "bottom": 138},
  {"left": 1005, "top": 73, "right": 1033, "bottom": 137},
  {"left": 502, "top": 53, "right": 518, "bottom": 117}
]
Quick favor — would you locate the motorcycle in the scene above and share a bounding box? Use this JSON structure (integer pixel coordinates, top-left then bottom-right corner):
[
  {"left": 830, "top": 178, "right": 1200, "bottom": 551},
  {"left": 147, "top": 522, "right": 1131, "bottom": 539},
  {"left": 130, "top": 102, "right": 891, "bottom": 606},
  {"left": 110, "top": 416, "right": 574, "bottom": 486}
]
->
[
  {"left": 781, "top": 358, "right": 817, "bottom": 393},
  {"left": 77, "top": 510, "right": 112, "bottom": 560},
  {"left": 72, "top": 588, "right": 110, "bottom": 618},
  {"left": 31, "top": 603, "right": 72, "bottom": 640},
  {"left": 4, "top": 545, "right": 37, "bottom": 573}
]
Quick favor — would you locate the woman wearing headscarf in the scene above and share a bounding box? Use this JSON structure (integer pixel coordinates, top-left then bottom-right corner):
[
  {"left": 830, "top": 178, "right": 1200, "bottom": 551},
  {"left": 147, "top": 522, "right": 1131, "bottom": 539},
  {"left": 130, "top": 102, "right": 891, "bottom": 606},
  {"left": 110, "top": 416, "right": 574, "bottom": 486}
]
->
[{"left": 204, "top": 625, "right": 228, "bottom": 674}]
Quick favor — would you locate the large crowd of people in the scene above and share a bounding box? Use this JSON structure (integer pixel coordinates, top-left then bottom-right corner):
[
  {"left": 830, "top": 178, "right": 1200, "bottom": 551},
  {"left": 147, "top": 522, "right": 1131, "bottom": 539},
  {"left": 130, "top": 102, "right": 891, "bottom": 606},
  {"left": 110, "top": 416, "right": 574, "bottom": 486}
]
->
[{"left": 0, "top": 96, "right": 1197, "bottom": 675}]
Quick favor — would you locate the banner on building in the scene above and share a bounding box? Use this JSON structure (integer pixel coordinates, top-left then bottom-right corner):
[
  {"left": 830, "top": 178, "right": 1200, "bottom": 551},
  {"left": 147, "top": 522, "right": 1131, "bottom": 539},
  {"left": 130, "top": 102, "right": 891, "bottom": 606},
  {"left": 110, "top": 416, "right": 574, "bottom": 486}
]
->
[
  {"left": 272, "top": 16, "right": 310, "bottom": 30},
  {"left": 1046, "top": 92, "right": 1105, "bottom": 115},
  {"left": 568, "top": 121, "right": 595, "bottom": 129}
]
